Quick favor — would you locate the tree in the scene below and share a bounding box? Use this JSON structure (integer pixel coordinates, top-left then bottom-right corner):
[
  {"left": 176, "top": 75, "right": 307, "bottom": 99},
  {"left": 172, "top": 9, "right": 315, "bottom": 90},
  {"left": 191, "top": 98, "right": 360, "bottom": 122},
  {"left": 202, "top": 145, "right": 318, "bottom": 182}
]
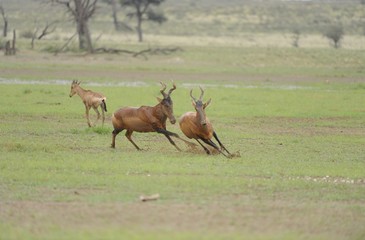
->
[
  {"left": 4, "top": 30, "right": 16, "bottom": 55},
  {"left": 53, "top": 0, "right": 97, "bottom": 52},
  {"left": 102, "top": 0, "right": 133, "bottom": 31},
  {"left": 120, "top": 0, "right": 167, "bottom": 42},
  {"left": 31, "top": 21, "right": 57, "bottom": 49},
  {"left": 323, "top": 24, "right": 344, "bottom": 49},
  {"left": 0, "top": 3, "right": 8, "bottom": 37},
  {"left": 361, "top": 0, "right": 365, "bottom": 35},
  {"left": 103, "top": 0, "right": 121, "bottom": 30},
  {"left": 291, "top": 28, "right": 301, "bottom": 48}
]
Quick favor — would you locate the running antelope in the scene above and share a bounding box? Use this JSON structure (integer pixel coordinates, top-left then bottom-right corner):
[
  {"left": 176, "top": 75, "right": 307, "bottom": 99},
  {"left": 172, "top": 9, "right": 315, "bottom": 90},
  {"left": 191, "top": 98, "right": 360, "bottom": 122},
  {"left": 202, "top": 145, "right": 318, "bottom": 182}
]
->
[
  {"left": 111, "top": 82, "right": 181, "bottom": 151},
  {"left": 69, "top": 80, "right": 107, "bottom": 127},
  {"left": 179, "top": 87, "right": 231, "bottom": 158}
]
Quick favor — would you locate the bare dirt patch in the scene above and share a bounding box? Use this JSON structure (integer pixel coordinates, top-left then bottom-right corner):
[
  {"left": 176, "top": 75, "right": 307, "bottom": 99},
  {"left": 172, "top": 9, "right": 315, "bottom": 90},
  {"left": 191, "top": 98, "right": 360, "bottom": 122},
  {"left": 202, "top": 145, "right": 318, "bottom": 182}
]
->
[
  {"left": 243, "top": 116, "right": 365, "bottom": 137},
  {"left": 1, "top": 199, "right": 364, "bottom": 238}
]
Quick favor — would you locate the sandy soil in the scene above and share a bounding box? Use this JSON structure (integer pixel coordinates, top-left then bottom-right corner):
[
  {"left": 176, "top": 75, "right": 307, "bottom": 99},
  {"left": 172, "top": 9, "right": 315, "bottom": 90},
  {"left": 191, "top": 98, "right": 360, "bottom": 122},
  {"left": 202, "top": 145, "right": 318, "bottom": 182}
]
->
[{"left": 1, "top": 198, "right": 365, "bottom": 238}]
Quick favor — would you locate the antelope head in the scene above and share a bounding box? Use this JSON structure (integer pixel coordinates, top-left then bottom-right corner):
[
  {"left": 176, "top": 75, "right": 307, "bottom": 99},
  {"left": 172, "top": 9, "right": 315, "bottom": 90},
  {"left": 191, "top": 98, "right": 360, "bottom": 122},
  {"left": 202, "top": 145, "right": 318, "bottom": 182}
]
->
[
  {"left": 157, "top": 81, "right": 177, "bottom": 124},
  {"left": 69, "top": 80, "right": 81, "bottom": 97},
  {"left": 190, "top": 87, "right": 211, "bottom": 126}
]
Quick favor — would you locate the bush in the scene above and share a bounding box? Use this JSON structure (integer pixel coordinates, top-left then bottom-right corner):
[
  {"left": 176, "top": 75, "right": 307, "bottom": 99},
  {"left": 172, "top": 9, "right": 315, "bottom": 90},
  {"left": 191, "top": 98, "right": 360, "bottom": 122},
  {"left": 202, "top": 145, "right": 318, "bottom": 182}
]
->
[
  {"left": 323, "top": 24, "right": 344, "bottom": 49},
  {"left": 20, "top": 30, "right": 34, "bottom": 39},
  {"left": 0, "top": 37, "right": 4, "bottom": 49},
  {"left": 291, "top": 28, "right": 301, "bottom": 48}
]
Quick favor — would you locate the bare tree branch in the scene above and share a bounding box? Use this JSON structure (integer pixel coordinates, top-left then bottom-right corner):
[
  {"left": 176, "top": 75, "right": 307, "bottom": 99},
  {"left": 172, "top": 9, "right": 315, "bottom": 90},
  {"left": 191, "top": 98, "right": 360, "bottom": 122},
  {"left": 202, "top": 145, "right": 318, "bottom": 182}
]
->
[
  {"left": 54, "top": 0, "right": 77, "bottom": 18},
  {"left": 30, "top": 20, "right": 57, "bottom": 49},
  {"left": 120, "top": 0, "right": 166, "bottom": 42},
  {"left": 38, "top": 21, "right": 57, "bottom": 40},
  {"left": 94, "top": 46, "right": 183, "bottom": 60},
  {"left": 54, "top": 32, "right": 77, "bottom": 55},
  {"left": 85, "top": 0, "right": 98, "bottom": 18},
  {"left": 52, "top": 0, "right": 97, "bottom": 52}
]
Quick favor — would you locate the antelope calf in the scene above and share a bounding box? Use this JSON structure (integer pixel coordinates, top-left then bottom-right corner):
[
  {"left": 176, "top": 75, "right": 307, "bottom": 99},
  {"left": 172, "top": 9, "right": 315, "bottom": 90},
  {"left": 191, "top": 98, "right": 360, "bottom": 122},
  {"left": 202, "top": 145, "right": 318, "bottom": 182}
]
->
[
  {"left": 179, "top": 87, "right": 231, "bottom": 157},
  {"left": 111, "top": 82, "right": 181, "bottom": 151},
  {"left": 69, "top": 80, "right": 107, "bottom": 127}
]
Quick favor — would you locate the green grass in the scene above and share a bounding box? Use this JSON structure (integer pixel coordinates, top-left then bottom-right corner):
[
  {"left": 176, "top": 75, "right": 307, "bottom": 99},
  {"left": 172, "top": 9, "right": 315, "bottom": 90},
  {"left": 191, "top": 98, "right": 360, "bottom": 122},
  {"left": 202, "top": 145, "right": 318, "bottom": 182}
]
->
[
  {"left": 1, "top": 75, "right": 365, "bottom": 239},
  {"left": 1, "top": 46, "right": 365, "bottom": 83},
  {"left": 1, "top": 1, "right": 365, "bottom": 238}
]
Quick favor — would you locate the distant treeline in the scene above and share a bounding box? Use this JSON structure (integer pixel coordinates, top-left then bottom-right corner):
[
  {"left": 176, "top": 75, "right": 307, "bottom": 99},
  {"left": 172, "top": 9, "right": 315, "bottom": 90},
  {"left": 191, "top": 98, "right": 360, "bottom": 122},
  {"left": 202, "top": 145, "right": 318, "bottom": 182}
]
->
[{"left": 1, "top": 0, "right": 365, "bottom": 41}]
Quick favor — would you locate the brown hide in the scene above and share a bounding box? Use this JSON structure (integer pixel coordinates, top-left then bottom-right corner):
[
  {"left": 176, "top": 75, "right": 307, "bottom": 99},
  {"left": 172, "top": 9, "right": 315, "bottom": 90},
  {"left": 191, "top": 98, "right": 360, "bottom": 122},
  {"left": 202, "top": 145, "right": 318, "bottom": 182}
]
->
[
  {"left": 112, "top": 105, "right": 167, "bottom": 133},
  {"left": 179, "top": 112, "right": 213, "bottom": 140},
  {"left": 69, "top": 81, "right": 106, "bottom": 106},
  {"left": 82, "top": 90, "right": 106, "bottom": 108},
  {"left": 111, "top": 81, "right": 180, "bottom": 150},
  {"left": 69, "top": 80, "right": 107, "bottom": 127},
  {"left": 179, "top": 87, "right": 231, "bottom": 157}
]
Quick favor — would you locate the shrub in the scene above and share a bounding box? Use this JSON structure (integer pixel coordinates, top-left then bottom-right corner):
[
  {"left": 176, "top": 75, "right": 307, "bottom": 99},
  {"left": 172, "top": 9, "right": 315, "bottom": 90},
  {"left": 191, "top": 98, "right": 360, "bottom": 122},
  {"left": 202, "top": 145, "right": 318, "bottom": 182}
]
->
[
  {"left": 20, "top": 30, "right": 34, "bottom": 39},
  {"left": 323, "top": 24, "right": 344, "bottom": 49},
  {"left": 291, "top": 28, "right": 301, "bottom": 48}
]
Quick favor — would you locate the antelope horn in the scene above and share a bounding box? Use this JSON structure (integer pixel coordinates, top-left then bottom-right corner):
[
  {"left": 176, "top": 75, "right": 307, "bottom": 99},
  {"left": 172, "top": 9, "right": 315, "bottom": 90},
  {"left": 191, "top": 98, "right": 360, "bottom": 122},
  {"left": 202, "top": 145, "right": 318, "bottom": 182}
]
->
[
  {"left": 190, "top": 89, "right": 197, "bottom": 102},
  {"left": 199, "top": 86, "right": 204, "bottom": 101},
  {"left": 167, "top": 81, "right": 176, "bottom": 96},
  {"left": 160, "top": 82, "right": 167, "bottom": 98}
]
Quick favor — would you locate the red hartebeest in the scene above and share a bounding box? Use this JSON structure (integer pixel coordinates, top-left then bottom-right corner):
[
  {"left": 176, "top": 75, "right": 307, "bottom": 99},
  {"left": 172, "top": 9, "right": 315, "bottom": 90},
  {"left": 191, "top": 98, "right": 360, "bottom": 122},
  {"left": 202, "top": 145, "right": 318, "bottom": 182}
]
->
[
  {"left": 111, "top": 82, "right": 181, "bottom": 151},
  {"left": 69, "top": 80, "right": 107, "bottom": 127},
  {"left": 179, "top": 87, "right": 231, "bottom": 157}
]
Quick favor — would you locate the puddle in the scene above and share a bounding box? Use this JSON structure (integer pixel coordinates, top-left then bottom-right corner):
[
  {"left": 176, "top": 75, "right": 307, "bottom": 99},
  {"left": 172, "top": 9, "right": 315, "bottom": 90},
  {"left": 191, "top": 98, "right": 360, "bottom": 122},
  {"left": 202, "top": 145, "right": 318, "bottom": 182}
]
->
[
  {"left": 0, "top": 77, "right": 315, "bottom": 90},
  {"left": 183, "top": 82, "right": 314, "bottom": 90},
  {"left": 0, "top": 78, "right": 71, "bottom": 86},
  {"left": 0, "top": 78, "right": 148, "bottom": 87},
  {"left": 287, "top": 176, "right": 365, "bottom": 185}
]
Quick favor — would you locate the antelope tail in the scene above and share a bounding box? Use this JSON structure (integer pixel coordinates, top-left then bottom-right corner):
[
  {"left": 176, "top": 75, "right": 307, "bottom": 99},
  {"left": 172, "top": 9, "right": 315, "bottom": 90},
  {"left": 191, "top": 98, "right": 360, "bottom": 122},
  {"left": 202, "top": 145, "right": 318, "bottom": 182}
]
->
[{"left": 101, "top": 99, "right": 107, "bottom": 112}]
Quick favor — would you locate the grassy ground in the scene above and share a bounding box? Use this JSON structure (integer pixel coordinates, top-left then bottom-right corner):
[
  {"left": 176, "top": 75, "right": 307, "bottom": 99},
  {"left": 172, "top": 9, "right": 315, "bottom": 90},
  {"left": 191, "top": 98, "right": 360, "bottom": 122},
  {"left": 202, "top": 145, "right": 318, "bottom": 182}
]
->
[
  {"left": 2, "top": 45, "right": 365, "bottom": 82},
  {"left": 1, "top": 1, "right": 365, "bottom": 239},
  {"left": 0, "top": 44, "right": 365, "bottom": 240}
]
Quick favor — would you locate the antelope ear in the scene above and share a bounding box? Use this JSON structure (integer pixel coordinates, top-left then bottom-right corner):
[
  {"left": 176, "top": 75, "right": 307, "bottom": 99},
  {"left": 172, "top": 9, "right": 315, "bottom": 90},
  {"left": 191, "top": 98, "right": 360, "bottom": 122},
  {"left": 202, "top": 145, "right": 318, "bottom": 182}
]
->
[
  {"left": 156, "top": 97, "right": 163, "bottom": 103},
  {"left": 191, "top": 100, "right": 196, "bottom": 107},
  {"left": 203, "top": 98, "right": 211, "bottom": 109}
]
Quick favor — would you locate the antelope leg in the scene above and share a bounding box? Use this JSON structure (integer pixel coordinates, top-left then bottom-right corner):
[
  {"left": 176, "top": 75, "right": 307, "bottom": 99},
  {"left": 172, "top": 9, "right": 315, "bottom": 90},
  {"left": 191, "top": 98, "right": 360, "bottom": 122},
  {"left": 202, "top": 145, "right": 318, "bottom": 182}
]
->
[
  {"left": 213, "top": 132, "right": 231, "bottom": 155},
  {"left": 196, "top": 139, "right": 210, "bottom": 154},
  {"left": 202, "top": 138, "right": 230, "bottom": 158},
  {"left": 85, "top": 105, "right": 92, "bottom": 127},
  {"left": 164, "top": 134, "right": 181, "bottom": 151},
  {"left": 154, "top": 127, "right": 181, "bottom": 151},
  {"left": 171, "top": 135, "right": 197, "bottom": 147},
  {"left": 155, "top": 128, "right": 179, "bottom": 138},
  {"left": 101, "top": 107, "right": 105, "bottom": 127},
  {"left": 111, "top": 129, "right": 122, "bottom": 148},
  {"left": 93, "top": 107, "right": 101, "bottom": 124},
  {"left": 125, "top": 130, "right": 141, "bottom": 150}
]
